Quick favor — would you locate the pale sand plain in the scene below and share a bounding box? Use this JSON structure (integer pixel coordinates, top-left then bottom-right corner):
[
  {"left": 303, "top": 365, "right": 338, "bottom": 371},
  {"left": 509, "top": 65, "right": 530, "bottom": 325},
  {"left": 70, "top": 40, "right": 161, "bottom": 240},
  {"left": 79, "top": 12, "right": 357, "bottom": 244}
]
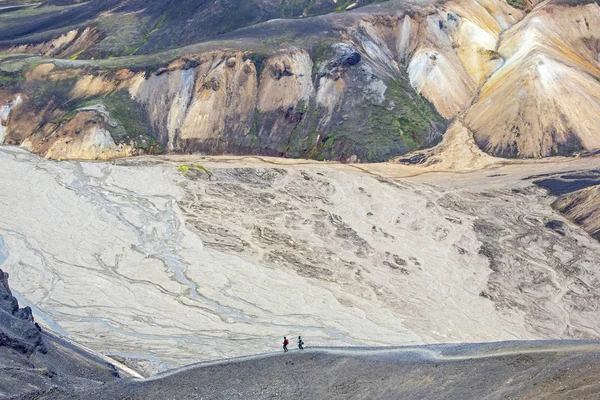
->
[{"left": 1, "top": 146, "right": 600, "bottom": 374}]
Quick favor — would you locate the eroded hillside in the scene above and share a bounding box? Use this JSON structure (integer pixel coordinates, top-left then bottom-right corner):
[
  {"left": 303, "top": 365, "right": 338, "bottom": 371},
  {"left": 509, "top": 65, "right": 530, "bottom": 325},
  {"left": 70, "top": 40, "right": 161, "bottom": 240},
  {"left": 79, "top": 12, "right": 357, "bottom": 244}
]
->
[{"left": 0, "top": 0, "right": 598, "bottom": 162}]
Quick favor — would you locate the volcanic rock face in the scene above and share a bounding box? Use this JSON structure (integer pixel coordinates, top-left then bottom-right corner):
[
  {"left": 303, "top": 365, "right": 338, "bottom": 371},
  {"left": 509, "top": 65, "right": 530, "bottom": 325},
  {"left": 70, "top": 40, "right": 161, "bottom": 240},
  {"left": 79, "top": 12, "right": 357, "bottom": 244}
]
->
[
  {"left": 0, "top": 266, "right": 122, "bottom": 398},
  {"left": 0, "top": 269, "right": 45, "bottom": 356}
]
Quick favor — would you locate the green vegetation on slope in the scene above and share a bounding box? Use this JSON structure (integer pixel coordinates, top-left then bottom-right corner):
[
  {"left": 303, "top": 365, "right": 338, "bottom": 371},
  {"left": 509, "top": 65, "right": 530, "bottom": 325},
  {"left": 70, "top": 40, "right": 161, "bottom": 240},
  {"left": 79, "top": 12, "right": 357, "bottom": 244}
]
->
[
  {"left": 29, "top": 78, "right": 77, "bottom": 110},
  {"left": 130, "top": 12, "right": 169, "bottom": 56},
  {"left": 310, "top": 40, "right": 336, "bottom": 73},
  {"left": 0, "top": 70, "right": 24, "bottom": 88},
  {"left": 364, "top": 78, "right": 441, "bottom": 151},
  {"left": 506, "top": 0, "right": 527, "bottom": 9},
  {"left": 306, "top": 77, "right": 445, "bottom": 162},
  {"left": 91, "top": 13, "right": 152, "bottom": 58},
  {"left": 100, "top": 91, "right": 159, "bottom": 151}
]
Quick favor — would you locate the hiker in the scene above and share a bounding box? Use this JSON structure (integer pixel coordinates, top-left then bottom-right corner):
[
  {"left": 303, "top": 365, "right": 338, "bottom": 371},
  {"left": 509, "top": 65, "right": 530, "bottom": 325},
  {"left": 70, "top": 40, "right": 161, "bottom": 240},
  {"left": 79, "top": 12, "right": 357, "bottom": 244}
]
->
[
  {"left": 298, "top": 336, "right": 304, "bottom": 350},
  {"left": 283, "top": 336, "right": 289, "bottom": 352}
]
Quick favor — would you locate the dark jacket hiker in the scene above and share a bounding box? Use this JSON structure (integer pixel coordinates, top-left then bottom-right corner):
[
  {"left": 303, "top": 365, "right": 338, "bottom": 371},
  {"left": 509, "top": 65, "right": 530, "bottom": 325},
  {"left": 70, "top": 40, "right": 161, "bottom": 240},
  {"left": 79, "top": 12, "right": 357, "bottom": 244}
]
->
[{"left": 283, "top": 337, "right": 289, "bottom": 352}]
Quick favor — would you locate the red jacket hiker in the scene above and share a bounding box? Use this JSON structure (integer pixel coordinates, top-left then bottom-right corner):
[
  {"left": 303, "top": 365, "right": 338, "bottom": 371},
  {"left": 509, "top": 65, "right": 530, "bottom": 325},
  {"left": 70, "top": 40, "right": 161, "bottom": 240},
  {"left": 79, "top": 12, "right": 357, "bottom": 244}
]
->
[{"left": 283, "top": 337, "right": 289, "bottom": 352}]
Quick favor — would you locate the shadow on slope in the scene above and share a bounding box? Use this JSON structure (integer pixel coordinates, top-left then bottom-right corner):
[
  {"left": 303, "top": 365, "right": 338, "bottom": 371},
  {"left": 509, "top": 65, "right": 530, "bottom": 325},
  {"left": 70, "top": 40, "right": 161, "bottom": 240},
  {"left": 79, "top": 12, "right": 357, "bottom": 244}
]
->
[{"left": 530, "top": 169, "right": 600, "bottom": 240}]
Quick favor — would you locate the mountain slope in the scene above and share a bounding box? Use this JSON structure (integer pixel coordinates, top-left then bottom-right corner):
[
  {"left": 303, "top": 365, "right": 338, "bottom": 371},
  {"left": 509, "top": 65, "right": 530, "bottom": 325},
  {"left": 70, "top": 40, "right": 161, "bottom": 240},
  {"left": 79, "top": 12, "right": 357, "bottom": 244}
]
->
[
  {"left": 532, "top": 168, "right": 600, "bottom": 240},
  {"left": 0, "top": 0, "right": 387, "bottom": 57},
  {"left": 554, "top": 184, "right": 600, "bottom": 239},
  {"left": 0, "top": 0, "right": 599, "bottom": 162},
  {"left": 465, "top": 1, "right": 600, "bottom": 158},
  {"left": 41, "top": 342, "right": 600, "bottom": 400},
  {"left": 0, "top": 0, "right": 517, "bottom": 162}
]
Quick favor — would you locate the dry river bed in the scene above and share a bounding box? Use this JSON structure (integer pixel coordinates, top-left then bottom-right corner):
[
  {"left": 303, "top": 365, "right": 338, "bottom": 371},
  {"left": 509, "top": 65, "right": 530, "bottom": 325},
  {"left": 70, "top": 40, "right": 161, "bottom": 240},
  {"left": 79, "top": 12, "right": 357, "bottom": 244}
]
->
[{"left": 1, "top": 146, "right": 600, "bottom": 375}]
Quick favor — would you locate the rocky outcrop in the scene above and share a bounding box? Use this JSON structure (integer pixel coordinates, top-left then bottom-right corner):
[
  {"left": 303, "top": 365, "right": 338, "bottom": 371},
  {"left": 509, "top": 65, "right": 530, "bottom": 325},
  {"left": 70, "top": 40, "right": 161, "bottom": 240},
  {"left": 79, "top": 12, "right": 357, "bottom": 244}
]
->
[
  {"left": 0, "top": 267, "right": 126, "bottom": 397},
  {"left": 0, "top": 269, "right": 45, "bottom": 355},
  {"left": 21, "top": 109, "right": 135, "bottom": 160},
  {"left": 553, "top": 185, "right": 600, "bottom": 240}
]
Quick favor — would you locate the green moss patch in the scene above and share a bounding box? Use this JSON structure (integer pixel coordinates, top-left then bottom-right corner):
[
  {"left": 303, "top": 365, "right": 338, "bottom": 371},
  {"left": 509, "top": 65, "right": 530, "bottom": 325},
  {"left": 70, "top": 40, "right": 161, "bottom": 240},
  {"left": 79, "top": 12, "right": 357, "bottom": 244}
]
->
[
  {"left": 0, "top": 71, "right": 25, "bottom": 89},
  {"left": 178, "top": 163, "right": 213, "bottom": 179},
  {"left": 507, "top": 0, "right": 527, "bottom": 10}
]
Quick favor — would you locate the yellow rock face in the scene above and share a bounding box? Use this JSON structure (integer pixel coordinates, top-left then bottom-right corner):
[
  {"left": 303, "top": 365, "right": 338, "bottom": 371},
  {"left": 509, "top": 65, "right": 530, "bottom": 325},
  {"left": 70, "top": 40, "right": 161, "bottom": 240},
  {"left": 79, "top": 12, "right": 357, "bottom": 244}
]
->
[
  {"left": 403, "top": 0, "right": 523, "bottom": 119},
  {"left": 131, "top": 50, "right": 315, "bottom": 151},
  {"left": 68, "top": 69, "right": 138, "bottom": 99},
  {"left": 408, "top": 43, "right": 477, "bottom": 119},
  {"left": 258, "top": 51, "right": 314, "bottom": 113},
  {"left": 444, "top": 0, "right": 521, "bottom": 85},
  {"left": 179, "top": 53, "right": 258, "bottom": 142},
  {"left": 21, "top": 111, "right": 134, "bottom": 160}
]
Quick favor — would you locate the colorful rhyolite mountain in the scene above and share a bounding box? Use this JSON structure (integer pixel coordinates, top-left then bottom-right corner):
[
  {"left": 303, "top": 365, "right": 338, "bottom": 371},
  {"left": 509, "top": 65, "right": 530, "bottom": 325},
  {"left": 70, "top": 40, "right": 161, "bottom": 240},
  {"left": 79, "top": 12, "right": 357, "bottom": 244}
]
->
[{"left": 0, "top": 0, "right": 598, "bottom": 162}]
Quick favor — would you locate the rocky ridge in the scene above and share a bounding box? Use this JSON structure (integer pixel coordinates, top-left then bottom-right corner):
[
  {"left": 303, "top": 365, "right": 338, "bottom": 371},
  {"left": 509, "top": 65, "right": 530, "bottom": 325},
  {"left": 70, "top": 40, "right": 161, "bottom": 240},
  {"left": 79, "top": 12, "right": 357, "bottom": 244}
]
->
[
  {"left": 0, "top": 268, "right": 124, "bottom": 399},
  {"left": 0, "top": 269, "right": 45, "bottom": 357}
]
